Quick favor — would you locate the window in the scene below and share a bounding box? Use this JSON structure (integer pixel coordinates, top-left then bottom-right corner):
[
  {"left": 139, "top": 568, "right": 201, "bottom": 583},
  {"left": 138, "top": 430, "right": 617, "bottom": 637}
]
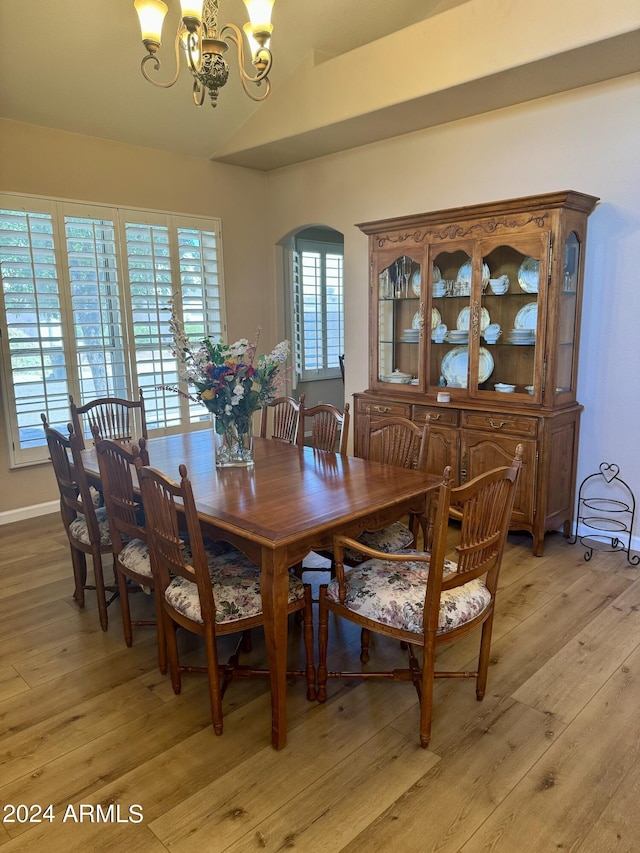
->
[
  {"left": 0, "top": 193, "right": 225, "bottom": 467},
  {"left": 293, "top": 237, "right": 344, "bottom": 381}
]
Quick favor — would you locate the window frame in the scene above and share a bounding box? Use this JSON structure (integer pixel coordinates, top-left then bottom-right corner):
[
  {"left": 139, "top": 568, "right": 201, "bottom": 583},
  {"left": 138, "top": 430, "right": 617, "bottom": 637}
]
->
[{"left": 0, "top": 192, "right": 226, "bottom": 468}]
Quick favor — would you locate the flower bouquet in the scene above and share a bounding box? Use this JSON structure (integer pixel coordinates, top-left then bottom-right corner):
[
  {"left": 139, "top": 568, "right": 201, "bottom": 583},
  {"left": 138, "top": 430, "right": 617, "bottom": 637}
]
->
[{"left": 168, "top": 301, "right": 290, "bottom": 467}]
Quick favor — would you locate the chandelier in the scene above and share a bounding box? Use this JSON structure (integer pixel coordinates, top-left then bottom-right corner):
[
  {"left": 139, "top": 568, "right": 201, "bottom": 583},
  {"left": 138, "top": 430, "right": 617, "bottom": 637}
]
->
[{"left": 133, "top": 0, "right": 275, "bottom": 108}]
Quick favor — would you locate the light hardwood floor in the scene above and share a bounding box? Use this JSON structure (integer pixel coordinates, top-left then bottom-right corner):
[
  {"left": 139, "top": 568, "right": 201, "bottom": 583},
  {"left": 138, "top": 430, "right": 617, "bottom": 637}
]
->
[{"left": 1, "top": 513, "right": 639, "bottom": 852}]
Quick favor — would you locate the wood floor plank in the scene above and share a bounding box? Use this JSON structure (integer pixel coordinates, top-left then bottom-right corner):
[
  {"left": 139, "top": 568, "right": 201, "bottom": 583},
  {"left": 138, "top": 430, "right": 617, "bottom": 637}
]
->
[
  {"left": 0, "top": 679, "right": 163, "bottom": 785},
  {"left": 512, "top": 581, "right": 640, "bottom": 723},
  {"left": 1, "top": 513, "right": 639, "bottom": 853},
  {"left": 149, "top": 679, "right": 426, "bottom": 850},
  {"left": 344, "top": 698, "right": 561, "bottom": 853},
  {"left": 0, "top": 666, "right": 29, "bottom": 702},
  {"left": 458, "top": 644, "right": 640, "bottom": 852},
  {"left": 577, "top": 753, "right": 640, "bottom": 852},
  {"left": 220, "top": 727, "right": 438, "bottom": 853}
]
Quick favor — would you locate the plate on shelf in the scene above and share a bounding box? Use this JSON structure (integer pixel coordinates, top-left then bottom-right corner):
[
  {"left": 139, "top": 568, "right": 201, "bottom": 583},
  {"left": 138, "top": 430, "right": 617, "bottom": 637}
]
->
[
  {"left": 514, "top": 302, "right": 538, "bottom": 330},
  {"left": 518, "top": 256, "right": 539, "bottom": 293},
  {"left": 456, "top": 306, "right": 490, "bottom": 332},
  {"left": 411, "top": 269, "right": 421, "bottom": 296},
  {"left": 456, "top": 259, "right": 490, "bottom": 289},
  {"left": 441, "top": 346, "right": 494, "bottom": 387},
  {"left": 414, "top": 307, "right": 441, "bottom": 330}
]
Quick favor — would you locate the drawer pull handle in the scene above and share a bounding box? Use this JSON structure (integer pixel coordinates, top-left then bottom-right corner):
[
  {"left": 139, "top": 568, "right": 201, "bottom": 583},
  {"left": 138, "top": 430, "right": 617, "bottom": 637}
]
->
[
  {"left": 486, "top": 419, "right": 512, "bottom": 430},
  {"left": 373, "top": 405, "right": 391, "bottom": 413},
  {"left": 430, "top": 413, "right": 441, "bottom": 421}
]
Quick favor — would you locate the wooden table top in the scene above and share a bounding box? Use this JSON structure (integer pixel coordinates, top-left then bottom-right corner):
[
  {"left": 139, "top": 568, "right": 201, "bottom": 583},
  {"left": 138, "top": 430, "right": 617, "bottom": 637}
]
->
[{"left": 82, "top": 431, "right": 440, "bottom": 550}]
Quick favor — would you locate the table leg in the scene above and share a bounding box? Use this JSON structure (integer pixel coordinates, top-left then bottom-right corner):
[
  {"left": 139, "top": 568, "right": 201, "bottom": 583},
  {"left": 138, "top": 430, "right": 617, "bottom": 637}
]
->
[{"left": 260, "top": 547, "right": 290, "bottom": 749}]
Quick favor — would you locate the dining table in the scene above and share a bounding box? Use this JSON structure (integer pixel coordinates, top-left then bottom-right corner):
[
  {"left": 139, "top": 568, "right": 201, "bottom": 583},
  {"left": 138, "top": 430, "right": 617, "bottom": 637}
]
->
[{"left": 81, "top": 430, "right": 440, "bottom": 749}]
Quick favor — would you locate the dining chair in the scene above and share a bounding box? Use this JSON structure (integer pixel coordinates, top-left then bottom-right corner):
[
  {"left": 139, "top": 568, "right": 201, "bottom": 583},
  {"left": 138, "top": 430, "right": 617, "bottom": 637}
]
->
[
  {"left": 259, "top": 395, "right": 301, "bottom": 443},
  {"left": 317, "top": 445, "right": 523, "bottom": 748},
  {"left": 297, "top": 399, "right": 350, "bottom": 454},
  {"left": 137, "top": 461, "right": 316, "bottom": 736},
  {"left": 93, "top": 435, "right": 162, "bottom": 661},
  {"left": 69, "top": 389, "right": 148, "bottom": 450},
  {"left": 41, "top": 415, "right": 115, "bottom": 631},
  {"left": 346, "top": 413, "right": 431, "bottom": 563}
]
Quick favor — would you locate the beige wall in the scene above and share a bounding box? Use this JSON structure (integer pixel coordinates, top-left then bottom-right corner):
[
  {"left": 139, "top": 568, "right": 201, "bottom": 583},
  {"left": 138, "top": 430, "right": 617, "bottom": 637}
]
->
[
  {"left": 2, "top": 73, "right": 640, "bottom": 523},
  {"left": 0, "top": 120, "right": 272, "bottom": 514},
  {"left": 264, "top": 74, "right": 640, "bottom": 517}
]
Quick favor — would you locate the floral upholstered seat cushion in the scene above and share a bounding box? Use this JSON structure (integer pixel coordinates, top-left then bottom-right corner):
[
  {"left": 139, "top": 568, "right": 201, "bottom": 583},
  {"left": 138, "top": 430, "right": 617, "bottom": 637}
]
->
[
  {"left": 326, "top": 553, "right": 491, "bottom": 634},
  {"left": 119, "top": 538, "right": 152, "bottom": 578},
  {"left": 165, "top": 552, "right": 306, "bottom": 625},
  {"left": 345, "top": 521, "right": 414, "bottom": 564},
  {"left": 69, "top": 506, "right": 111, "bottom": 547}
]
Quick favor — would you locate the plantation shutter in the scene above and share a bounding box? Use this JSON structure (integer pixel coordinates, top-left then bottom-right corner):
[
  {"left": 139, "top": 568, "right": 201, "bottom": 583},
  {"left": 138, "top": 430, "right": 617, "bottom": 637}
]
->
[
  {"left": 295, "top": 239, "right": 344, "bottom": 381},
  {"left": 0, "top": 193, "right": 226, "bottom": 468},
  {"left": 0, "top": 199, "right": 71, "bottom": 466}
]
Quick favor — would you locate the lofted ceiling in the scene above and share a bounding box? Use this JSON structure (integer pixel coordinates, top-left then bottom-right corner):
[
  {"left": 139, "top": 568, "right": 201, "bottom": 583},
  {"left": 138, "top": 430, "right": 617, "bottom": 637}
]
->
[{"left": 0, "top": 0, "right": 639, "bottom": 171}]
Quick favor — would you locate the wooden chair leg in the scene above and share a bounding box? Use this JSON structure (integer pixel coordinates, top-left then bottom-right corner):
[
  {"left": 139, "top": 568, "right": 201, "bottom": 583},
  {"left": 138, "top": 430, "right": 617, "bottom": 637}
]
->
[
  {"left": 317, "top": 585, "right": 329, "bottom": 702},
  {"left": 116, "top": 567, "right": 133, "bottom": 647},
  {"left": 154, "top": 590, "right": 167, "bottom": 675},
  {"left": 92, "top": 550, "right": 109, "bottom": 632},
  {"left": 360, "top": 628, "right": 371, "bottom": 664},
  {"left": 203, "top": 625, "right": 224, "bottom": 736},
  {"left": 302, "top": 584, "right": 316, "bottom": 700},
  {"left": 419, "top": 638, "right": 436, "bottom": 749},
  {"left": 70, "top": 547, "right": 87, "bottom": 607},
  {"left": 476, "top": 612, "right": 495, "bottom": 700},
  {"left": 164, "top": 615, "right": 182, "bottom": 695}
]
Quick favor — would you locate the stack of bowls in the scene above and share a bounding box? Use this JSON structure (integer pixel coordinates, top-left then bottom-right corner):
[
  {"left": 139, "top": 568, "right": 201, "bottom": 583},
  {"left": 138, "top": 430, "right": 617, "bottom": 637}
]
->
[
  {"left": 488, "top": 275, "right": 510, "bottom": 295},
  {"left": 432, "top": 281, "right": 447, "bottom": 298},
  {"left": 494, "top": 383, "right": 516, "bottom": 393},
  {"left": 446, "top": 329, "right": 469, "bottom": 344},
  {"left": 483, "top": 323, "right": 501, "bottom": 344}
]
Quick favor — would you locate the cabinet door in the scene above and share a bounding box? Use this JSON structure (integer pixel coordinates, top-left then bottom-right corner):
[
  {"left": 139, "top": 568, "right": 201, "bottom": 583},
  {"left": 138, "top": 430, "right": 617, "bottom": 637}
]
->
[
  {"left": 551, "top": 229, "right": 583, "bottom": 404},
  {"left": 475, "top": 234, "right": 550, "bottom": 400},
  {"left": 427, "top": 426, "right": 459, "bottom": 483},
  {"left": 428, "top": 244, "right": 474, "bottom": 395},
  {"left": 460, "top": 431, "right": 536, "bottom": 525},
  {"left": 373, "top": 248, "right": 426, "bottom": 392}
]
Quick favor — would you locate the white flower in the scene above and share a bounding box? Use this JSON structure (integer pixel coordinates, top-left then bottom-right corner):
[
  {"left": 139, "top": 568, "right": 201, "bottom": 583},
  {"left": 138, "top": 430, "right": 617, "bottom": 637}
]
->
[
  {"left": 224, "top": 404, "right": 233, "bottom": 415},
  {"left": 233, "top": 383, "right": 245, "bottom": 398},
  {"left": 264, "top": 340, "right": 290, "bottom": 365}
]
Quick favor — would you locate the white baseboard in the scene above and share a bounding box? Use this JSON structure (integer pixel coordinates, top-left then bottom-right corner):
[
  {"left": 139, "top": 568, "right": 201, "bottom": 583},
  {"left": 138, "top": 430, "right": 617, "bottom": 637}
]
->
[{"left": 0, "top": 500, "right": 59, "bottom": 526}]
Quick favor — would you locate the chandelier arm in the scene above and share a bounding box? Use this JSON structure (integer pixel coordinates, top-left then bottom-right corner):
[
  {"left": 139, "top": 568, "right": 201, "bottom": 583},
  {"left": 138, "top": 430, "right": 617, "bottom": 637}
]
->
[
  {"left": 193, "top": 78, "right": 207, "bottom": 107},
  {"left": 140, "top": 22, "right": 184, "bottom": 89},
  {"left": 221, "top": 22, "right": 273, "bottom": 101}
]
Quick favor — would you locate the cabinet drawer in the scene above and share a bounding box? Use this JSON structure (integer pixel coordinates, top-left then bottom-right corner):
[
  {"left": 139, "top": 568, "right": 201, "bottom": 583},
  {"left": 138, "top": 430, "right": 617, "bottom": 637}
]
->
[
  {"left": 356, "top": 398, "right": 411, "bottom": 418},
  {"left": 461, "top": 411, "right": 538, "bottom": 437},
  {"left": 413, "top": 405, "right": 459, "bottom": 428}
]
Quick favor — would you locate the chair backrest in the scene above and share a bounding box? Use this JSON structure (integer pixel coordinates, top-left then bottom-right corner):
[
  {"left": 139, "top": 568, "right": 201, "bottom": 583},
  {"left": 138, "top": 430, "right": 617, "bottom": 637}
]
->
[
  {"left": 259, "top": 395, "right": 301, "bottom": 443},
  {"left": 41, "top": 414, "right": 101, "bottom": 543},
  {"left": 69, "top": 389, "right": 147, "bottom": 449},
  {"left": 360, "top": 413, "right": 429, "bottom": 472},
  {"left": 298, "top": 399, "right": 350, "bottom": 454},
  {"left": 94, "top": 436, "right": 149, "bottom": 553},
  {"left": 137, "top": 462, "right": 216, "bottom": 622},
  {"left": 424, "top": 445, "right": 523, "bottom": 631}
]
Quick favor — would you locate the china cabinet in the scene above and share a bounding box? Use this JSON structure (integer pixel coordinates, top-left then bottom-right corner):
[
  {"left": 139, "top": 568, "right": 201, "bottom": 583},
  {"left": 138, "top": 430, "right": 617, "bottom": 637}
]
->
[{"left": 355, "top": 191, "right": 598, "bottom": 555}]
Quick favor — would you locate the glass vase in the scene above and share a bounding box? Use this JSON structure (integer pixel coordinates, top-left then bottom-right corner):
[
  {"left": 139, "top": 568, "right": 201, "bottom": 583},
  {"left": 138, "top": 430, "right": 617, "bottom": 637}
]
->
[{"left": 213, "top": 417, "right": 254, "bottom": 468}]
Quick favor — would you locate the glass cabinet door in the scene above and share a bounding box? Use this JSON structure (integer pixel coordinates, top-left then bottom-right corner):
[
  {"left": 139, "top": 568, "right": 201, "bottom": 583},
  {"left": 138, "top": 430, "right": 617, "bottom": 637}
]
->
[
  {"left": 376, "top": 253, "right": 423, "bottom": 389},
  {"left": 555, "top": 231, "right": 581, "bottom": 398},
  {"left": 428, "top": 247, "right": 473, "bottom": 392},
  {"left": 474, "top": 238, "right": 548, "bottom": 399}
]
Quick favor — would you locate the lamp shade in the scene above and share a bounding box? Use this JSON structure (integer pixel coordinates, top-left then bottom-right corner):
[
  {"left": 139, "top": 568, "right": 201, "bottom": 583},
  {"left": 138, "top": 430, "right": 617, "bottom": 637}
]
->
[
  {"left": 179, "top": 1, "right": 203, "bottom": 21},
  {"left": 134, "top": 0, "right": 169, "bottom": 45},
  {"left": 243, "top": 0, "right": 275, "bottom": 33}
]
